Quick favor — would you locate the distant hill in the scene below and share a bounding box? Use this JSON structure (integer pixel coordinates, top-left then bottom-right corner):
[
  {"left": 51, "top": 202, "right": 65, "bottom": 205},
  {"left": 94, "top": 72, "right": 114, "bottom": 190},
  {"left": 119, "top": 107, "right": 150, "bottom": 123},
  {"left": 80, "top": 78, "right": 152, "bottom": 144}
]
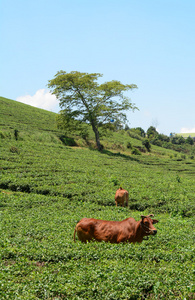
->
[{"left": 177, "top": 133, "right": 195, "bottom": 138}]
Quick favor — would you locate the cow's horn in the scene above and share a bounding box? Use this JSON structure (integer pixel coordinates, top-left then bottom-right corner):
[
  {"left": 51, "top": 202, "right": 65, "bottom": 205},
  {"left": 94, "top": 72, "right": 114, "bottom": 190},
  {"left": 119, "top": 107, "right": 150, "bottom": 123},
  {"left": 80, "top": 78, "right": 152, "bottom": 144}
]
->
[
  {"left": 147, "top": 214, "right": 154, "bottom": 218},
  {"left": 141, "top": 214, "right": 154, "bottom": 219}
]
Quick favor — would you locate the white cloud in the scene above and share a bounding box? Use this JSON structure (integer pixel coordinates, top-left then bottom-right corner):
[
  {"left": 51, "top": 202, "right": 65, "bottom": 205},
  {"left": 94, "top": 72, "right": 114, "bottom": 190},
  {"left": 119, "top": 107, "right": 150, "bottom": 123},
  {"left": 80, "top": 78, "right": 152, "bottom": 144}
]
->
[
  {"left": 16, "top": 89, "right": 59, "bottom": 112},
  {"left": 180, "top": 127, "right": 195, "bottom": 133}
]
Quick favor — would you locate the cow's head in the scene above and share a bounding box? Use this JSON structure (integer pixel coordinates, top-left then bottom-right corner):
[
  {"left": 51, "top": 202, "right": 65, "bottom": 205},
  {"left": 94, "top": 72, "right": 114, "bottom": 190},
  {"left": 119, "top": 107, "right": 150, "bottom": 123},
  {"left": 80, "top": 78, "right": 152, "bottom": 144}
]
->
[{"left": 140, "top": 214, "right": 158, "bottom": 235}]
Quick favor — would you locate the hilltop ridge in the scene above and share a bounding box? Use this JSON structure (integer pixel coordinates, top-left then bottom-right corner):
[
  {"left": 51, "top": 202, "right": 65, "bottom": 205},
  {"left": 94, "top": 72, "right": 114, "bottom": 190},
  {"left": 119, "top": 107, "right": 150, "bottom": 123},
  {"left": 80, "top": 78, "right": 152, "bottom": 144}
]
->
[{"left": 0, "top": 96, "right": 57, "bottom": 131}]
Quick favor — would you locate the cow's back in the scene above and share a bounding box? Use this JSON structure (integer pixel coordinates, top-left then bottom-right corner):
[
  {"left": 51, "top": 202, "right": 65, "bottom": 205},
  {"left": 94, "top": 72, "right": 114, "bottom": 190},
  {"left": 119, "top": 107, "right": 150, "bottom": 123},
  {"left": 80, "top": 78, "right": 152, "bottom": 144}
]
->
[
  {"left": 74, "top": 217, "right": 136, "bottom": 243},
  {"left": 75, "top": 218, "right": 119, "bottom": 243}
]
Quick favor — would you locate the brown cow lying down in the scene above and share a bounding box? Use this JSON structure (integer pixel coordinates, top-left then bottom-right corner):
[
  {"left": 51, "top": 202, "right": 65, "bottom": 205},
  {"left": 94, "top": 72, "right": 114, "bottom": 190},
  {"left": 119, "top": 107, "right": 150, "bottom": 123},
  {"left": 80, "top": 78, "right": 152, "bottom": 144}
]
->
[
  {"left": 115, "top": 187, "right": 129, "bottom": 207},
  {"left": 74, "top": 214, "right": 158, "bottom": 243}
]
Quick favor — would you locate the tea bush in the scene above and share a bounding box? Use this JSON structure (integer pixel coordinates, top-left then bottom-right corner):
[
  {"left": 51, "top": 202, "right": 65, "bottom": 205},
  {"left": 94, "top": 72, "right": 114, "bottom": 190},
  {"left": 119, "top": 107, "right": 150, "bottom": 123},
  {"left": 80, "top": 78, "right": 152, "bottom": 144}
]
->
[{"left": 0, "top": 97, "right": 195, "bottom": 299}]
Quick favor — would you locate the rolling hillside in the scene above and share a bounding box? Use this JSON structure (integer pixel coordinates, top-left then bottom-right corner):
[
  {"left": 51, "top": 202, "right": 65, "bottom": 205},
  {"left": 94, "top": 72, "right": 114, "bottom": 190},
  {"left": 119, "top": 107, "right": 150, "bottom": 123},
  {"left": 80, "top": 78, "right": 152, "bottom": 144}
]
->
[
  {"left": 0, "top": 96, "right": 57, "bottom": 131},
  {"left": 1, "top": 96, "right": 194, "bottom": 158},
  {"left": 0, "top": 96, "right": 195, "bottom": 299}
]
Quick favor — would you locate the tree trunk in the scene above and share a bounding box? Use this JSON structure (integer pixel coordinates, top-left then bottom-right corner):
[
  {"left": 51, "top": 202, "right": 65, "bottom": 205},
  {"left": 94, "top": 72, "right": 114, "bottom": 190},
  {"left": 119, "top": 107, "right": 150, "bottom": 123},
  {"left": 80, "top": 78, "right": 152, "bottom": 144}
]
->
[{"left": 91, "top": 121, "right": 102, "bottom": 151}]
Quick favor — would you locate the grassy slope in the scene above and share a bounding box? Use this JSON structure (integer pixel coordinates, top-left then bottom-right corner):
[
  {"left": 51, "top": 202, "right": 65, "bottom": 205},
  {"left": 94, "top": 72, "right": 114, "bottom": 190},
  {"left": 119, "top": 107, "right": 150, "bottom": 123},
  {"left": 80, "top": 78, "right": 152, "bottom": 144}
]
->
[
  {"left": 0, "top": 97, "right": 195, "bottom": 299},
  {"left": 0, "top": 96, "right": 57, "bottom": 131}
]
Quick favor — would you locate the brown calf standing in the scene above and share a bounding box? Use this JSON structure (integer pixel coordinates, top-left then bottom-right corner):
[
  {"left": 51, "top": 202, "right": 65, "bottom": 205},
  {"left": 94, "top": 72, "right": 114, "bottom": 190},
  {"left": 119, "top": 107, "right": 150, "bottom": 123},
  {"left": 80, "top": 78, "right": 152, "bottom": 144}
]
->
[{"left": 115, "top": 187, "right": 129, "bottom": 207}]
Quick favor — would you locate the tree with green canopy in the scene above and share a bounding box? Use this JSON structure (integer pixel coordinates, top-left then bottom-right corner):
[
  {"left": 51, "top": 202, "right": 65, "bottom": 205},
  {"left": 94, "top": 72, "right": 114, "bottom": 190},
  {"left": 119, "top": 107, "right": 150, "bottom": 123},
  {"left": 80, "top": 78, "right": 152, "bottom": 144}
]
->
[
  {"left": 147, "top": 126, "right": 158, "bottom": 139},
  {"left": 48, "top": 71, "right": 138, "bottom": 150}
]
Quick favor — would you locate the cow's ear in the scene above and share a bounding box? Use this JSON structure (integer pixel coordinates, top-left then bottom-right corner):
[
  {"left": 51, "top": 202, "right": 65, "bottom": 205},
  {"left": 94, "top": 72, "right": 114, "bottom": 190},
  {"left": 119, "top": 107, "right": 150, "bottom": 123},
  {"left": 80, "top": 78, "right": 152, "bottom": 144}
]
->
[{"left": 152, "top": 219, "right": 159, "bottom": 224}]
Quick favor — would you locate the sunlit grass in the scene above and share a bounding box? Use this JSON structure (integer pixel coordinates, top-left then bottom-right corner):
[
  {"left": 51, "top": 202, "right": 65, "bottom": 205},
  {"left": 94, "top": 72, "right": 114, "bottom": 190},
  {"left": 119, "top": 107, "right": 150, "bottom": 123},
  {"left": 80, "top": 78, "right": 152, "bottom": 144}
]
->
[{"left": 0, "top": 96, "right": 195, "bottom": 299}]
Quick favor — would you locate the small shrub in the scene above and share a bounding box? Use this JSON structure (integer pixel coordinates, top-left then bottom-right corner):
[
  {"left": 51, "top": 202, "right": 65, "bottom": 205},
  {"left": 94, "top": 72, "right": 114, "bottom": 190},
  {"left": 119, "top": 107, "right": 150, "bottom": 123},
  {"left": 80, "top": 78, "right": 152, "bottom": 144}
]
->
[
  {"left": 59, "top": 135, "right": 77, "bottom": 146},
  {"left": 131, "top": 147, "right": 141, "bottom": 155},
  {"left": 185, "top": 136, "right": 194, "bottom": 145},
  {"left": 142, "top": 139, "right": 151, "bottom": 152},
  {"left": 127, "top": 142, "right": 132, "bottom": 149}
]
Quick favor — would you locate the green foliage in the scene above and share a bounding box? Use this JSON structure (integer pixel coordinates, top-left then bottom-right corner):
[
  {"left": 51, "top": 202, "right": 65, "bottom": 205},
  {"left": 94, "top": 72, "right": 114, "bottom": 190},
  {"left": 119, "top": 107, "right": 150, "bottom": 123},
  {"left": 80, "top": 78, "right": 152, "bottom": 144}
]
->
[
  {"left": 0, "top": 130, "right": 11, "bottom": 139},
  {"left": 142, "top": 138, "right": 151, "bottom": 152},
  {"left": 0, "top": 96, "right": 57, "bottom": 132},
  {"left": 0, "top": 96, "right": 195, "bottom": 299},
  {"left": 146, "top": 128, "right": 195, "bottom": 156},
  {"left": 150, "top": 134, "right": 170, "bottom": 147},
  {"left": 147, "top": 126, "right": 158, "bottom": 139},
  {"left": 127, "top": 141, "right": 132, "bottom": 149},
  {"left": 110, "top": 176, "right": 120, "bottom": 186},
  {"left": 48, "top": 71, "right": 138, "bottom": 150},
  {"left": 0, "top": 131, "right": 6, "bottom": 138},
  {"left": 171, "top": 135, "right": 185, "bottom": 145},
  {"left": 58, "top": 135, "right": 77, "bottom": 146},
  {"left": 130, "top": 127, "right": 145, "bottom": 137},
  {"left": 127, "top": 129, "right": 144, "bottom": 141},
  {"left": 185, "top": 136, "right": 194, "bottom": 145},
  {"left": 10, "top": 146, "right": 20, "bottom": 154},
  {"left": 131, "top": 147, "right": 141, "bottom": 155},
  {"left": 176, "top": 175, "right": 181, "bottom": 183}
]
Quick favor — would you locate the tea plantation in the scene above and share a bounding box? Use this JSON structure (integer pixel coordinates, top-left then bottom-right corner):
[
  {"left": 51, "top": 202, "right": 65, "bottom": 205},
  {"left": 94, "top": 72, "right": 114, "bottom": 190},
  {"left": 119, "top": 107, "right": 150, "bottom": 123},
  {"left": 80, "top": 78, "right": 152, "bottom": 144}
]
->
[{"left": 0, "top": 97, "right": 195, "bottom": 299}]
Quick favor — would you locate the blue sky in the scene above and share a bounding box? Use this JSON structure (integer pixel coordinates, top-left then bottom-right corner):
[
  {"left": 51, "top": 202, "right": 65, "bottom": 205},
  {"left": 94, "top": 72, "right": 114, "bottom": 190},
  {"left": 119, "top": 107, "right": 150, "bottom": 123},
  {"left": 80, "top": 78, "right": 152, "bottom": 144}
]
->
[{"left": 1, "top": 0, "right": 195, "bottom": 135}]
